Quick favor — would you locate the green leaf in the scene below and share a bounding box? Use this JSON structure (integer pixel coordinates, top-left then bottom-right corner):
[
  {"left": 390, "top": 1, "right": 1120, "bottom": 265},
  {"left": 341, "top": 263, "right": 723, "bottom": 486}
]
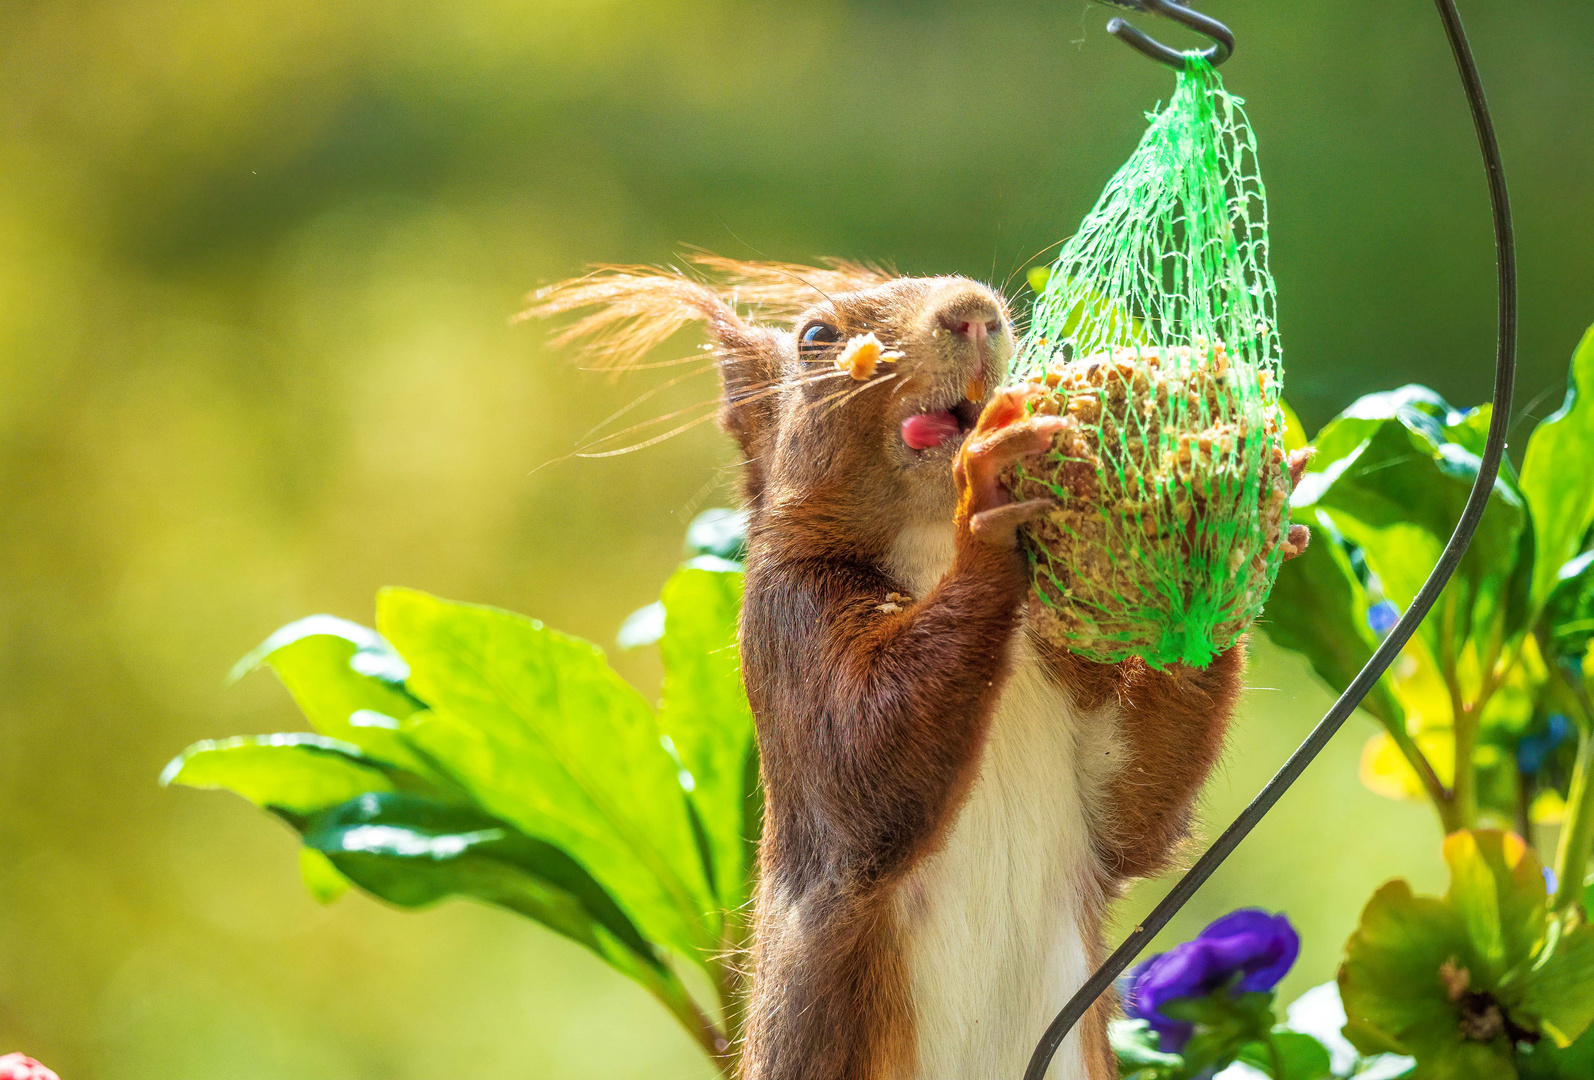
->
[
  {"left": 1519, "top": 325, "right": 1594, "bottom": 610},
  {"left": 1161, "top": 990, "right": 1278, "bottom": 1078},
  {"left": 375, "top": 587, "right": 715, "bottom": 963},
  {"left": 1295, "top": 388, "right": 1528, "bottom": 660},
  {"left": 1236, "top": 1031, "right": 1333, "bottom": 1079},
  {"left": 657, "top": 565, "right": 759, "bottom": 917},
  {"left": 160, "top": 733, "right": 395, "bottom": 816},
  {"left": 1110, "top": 1019, "right": 1181, "bottom": 1078},
  {"left": 301, "top": 791, "right": 703, "bottom": 1029},
  {"left": 1259, "top": 508, "right": 1404, "bottom": 728},
  {"left": 1541, "top": 551, "right": 1594, "bottom": 663},
  {"left": 1281, "top": 399, "right": 1309, "bottom": 454},
  {"left": 231, "top": 615, "right": 432, "bottom": 776},
  {"left": 1515, "top": 919, "right": 1594, "bottom": 1048},
  {"left": 298, "top": 847, "right": 351, "bottom": 904},
  {"left": 1442, "top": 830, "right": 1547, "bottom": 984},
  {"left": 303, "top": 792, "right": 653, "bottom": 958},
  {"left": 1339, "top": 831, "right": 1591, "bottom": 1079},
  {"left": 1338, "top": 880, "right": 1482, "bottom": 1062},
  {"left": 1520, "top": 1019, "right": 1594, "bottom": 1079}
]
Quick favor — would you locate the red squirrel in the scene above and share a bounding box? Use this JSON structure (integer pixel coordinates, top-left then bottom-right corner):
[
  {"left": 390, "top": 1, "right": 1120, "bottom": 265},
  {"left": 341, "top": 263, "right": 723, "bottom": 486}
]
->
[{"left": 533, "top": 258, "right": 1310, "bottom": 1080}]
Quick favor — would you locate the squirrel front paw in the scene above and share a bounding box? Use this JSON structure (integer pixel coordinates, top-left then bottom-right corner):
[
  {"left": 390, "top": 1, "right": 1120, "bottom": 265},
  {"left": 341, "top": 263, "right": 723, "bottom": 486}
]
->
[{"left": 954, "top": 386, "right": 1062, "bottom": 549}]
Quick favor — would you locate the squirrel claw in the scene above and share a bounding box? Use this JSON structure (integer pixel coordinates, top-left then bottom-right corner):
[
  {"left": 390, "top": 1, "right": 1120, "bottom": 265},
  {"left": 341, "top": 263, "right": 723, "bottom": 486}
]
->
[
  {"left": 1287, "top": 447, "right": 1314, "bottom": 489},
  {"left": 955, "top": 392, "right": 1067, "bottom": 549},
  {"left": 1279, "top": 522, "right": 1311, "bottom": 561},
  {"left": 971, "top": 498, "right": 1058, "bottom": 547}
]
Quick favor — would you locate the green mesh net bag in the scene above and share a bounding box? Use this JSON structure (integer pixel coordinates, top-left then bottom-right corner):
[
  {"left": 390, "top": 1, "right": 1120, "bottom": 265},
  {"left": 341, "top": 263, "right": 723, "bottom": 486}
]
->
[{"left": 1005, "top": 58, "right": 1292, "bottom": 670}]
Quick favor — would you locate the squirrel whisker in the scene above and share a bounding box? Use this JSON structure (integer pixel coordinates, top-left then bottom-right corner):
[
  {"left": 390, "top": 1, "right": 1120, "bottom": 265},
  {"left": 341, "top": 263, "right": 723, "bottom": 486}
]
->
[
  {"left": 574, "top": 403, "right": 722, "bottom": 458},
  {"left": 575, "top": 396, "right": 722, "bottom": 455},
  {"left": 580, "top": 361, "right": 720, "bottom": 444},
  {"left": 814, "top": 373, "right": 901, "bottom": 420}
]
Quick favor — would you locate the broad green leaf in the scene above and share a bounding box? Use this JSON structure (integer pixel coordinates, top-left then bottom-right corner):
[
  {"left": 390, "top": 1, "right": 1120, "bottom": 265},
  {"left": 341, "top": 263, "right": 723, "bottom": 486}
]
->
[
  {"left": 1341, "top": 832, "right": 1588, "bottom": 1079},
  {"left": 1516, "top": 920, "right": 1594, "bottom": 1048},
  {"left": 160, "top": 733, "right": 395, "bottom": 815},
  {"left": 1388, "top": 638, "right": 1455, "bottom": 737},
  {"left": 1541, "top": 551, "right": 1594, "bottom": 663},
  {"left": 1360, "top": 731, "right": 1451, "bottom": 801},
  {"left": 298, "top": 847, "right": 351, "bottom": 904},
  {"left": 1109, "top": 1018, "right": 1181, "bottom": 1078},
  {"left": 1520, "top": 1021, "right": 1594, "bottom": 1079},
  {"left": 1261, "top": 509, "right": 1403, "bottom": 728},
  {"left": 657, "top": 565, "right": 759, "bottom": 916},
  {"left": 1235, "top": 1032, "right": 1333, "bottom": 1079},
  {"left": 301, "top": 792, "right": 703, "bottom": 1029},
  {"left": 1295, "top": 388, "right": 1528, "bottom": 664},
  {"left": 231, "top": 615, "right": 431, "bottom": 775},
  {"left": 1520, "top": 325, "right": 1594, "bottom": 609},
  {"left": 375, "top": 588, "right": 715, "bottom": 962},
  {"left": 1338, "top": 880, "right": 1478, "bottom": 1060},
  {"left": 1280, "top": 399, "right": 1309, "bottom": 454},
  {"left": 303, "top": 792, "right": 654, "bottom": 959},
  {"left": 1442, "top": 830, "right": 1546, "bottom": 983}
]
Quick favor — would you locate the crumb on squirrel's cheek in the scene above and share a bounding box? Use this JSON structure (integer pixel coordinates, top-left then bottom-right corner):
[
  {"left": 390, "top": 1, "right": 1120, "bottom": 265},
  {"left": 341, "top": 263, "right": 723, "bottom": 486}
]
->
[{"left": 901, "top": 410, "right": 960, "bottom": 450}]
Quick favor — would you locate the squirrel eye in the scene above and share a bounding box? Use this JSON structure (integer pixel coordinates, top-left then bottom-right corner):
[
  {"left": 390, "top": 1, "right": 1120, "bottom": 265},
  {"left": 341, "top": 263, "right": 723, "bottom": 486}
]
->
[{"left": 799, "top": 322, "right": 840, "bottom": 355}]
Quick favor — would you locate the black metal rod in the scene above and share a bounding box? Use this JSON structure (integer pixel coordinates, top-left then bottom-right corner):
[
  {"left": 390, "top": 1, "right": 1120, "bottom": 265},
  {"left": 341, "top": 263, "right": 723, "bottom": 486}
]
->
[
  {"left": 1022, "top": 0, "right": 1516, "bottom": 1075},
  {"left": 1107, "top": 0, "right": 1234, "bottom": 71}
]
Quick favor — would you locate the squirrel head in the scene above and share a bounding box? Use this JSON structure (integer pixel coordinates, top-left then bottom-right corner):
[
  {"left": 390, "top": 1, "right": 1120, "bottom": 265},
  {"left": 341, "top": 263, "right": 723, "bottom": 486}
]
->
[{"left": 527, "top": 257, "right": 1013, "bottom": 558}]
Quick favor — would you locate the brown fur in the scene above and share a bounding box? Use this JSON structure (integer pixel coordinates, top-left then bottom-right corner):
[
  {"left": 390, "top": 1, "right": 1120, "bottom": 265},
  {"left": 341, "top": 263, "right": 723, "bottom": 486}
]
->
[{"left": 529, "top": 259, "right": 1298, "bottom": 1079}]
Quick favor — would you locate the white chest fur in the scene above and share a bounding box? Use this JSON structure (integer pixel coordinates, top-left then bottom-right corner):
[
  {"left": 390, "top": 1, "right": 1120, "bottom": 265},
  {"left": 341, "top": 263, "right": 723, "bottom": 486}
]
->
[{"left": 887, "top": 525, "right": 1118, "bottom": 1080}]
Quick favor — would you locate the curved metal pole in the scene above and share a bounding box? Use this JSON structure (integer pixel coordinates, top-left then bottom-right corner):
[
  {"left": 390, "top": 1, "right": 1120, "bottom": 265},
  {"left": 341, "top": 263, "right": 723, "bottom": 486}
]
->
[
  {"left": 1022, "top": 0, "right": 1516, "bottom": 1075},
  {"left": 1107, "top": 0, "right": 1234, "bottom": 71}
]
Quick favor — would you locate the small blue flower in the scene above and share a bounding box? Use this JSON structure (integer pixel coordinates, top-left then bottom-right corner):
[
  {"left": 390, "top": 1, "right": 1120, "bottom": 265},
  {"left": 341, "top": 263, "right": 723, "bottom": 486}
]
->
[
  {"left": 1517, "top": 713, "right": 1574, "bottom": 775},
  {"left": 1124, "top": 909, "right": 1300, "bottom": 1053},
  {"left": 1366, "top": 600, "right": 1400, "bottom": 637},
  {"left": 1544, "top": 865, "right": 1559, "bottom": 895}
]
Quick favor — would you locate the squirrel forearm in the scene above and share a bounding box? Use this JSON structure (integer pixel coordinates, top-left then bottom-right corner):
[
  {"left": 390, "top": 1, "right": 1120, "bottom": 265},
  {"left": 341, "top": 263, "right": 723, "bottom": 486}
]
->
[
  {"left": 746, "top": 542, "right": 1028, "bottom": 884},
  {"left": 1095, "top": 643, "right": 1245, "bottom": 880}
]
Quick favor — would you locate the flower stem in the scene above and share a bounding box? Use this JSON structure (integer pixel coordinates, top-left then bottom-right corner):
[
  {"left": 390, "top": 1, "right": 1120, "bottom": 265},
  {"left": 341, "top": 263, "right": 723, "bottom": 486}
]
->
[
  {"left": 1267, "top": 1033, "right": 1286, "bottom": 1079},
  {"left": 1382, "top": 717, "right": 1457, "bottom": 830},
  {"left": 1553, "top": 722, "right": 1594, "bottom": 913},
  {"left": 632, "top": 959, "right": 734, "bottom": 1076}
]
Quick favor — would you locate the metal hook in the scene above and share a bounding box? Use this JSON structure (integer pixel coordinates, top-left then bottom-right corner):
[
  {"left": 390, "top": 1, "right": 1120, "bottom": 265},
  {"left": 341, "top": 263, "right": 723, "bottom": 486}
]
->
[{"left": 1102, "top": 0, "right": 1234, "bottom": 71}]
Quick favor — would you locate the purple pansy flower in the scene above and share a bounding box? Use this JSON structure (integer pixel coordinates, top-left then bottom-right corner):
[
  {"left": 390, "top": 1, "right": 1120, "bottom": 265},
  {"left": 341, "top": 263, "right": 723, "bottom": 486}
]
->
[{"left": 1123, "top": 909, "right": 1300, "bottom": 1053}]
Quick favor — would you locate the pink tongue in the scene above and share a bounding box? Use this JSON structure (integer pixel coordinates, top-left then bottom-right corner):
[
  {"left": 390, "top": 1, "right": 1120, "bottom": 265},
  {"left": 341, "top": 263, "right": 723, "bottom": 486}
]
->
[{"left": 901, "top": 410, "right": 960, "bottom": 450}]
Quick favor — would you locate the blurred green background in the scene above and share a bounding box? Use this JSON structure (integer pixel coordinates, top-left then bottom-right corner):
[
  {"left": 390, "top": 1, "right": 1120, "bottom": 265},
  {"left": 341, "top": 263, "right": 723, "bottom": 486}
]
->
[{"left": 2, "top": 1, "right": 1591, "bottom": 1077}]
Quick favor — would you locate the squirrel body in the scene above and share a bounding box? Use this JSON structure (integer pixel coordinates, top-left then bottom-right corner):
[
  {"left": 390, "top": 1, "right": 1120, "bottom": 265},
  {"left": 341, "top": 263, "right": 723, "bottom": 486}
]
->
[{"left": 532, "top": 259, "right": 1306, "bottom": 1080}]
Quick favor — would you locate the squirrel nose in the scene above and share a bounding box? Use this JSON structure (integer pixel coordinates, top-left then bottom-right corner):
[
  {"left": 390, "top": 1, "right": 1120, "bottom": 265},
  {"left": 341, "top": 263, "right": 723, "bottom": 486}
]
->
[
  {"left": 949, "top": 318, "right": 990, "bottom": 344},
  {"left": 934, "top": 291, "right": 1004, "bottom": 345}
]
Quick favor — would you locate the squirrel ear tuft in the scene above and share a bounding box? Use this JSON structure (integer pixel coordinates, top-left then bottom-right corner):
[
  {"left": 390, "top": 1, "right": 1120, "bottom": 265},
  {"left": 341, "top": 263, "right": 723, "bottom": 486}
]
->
[
  {"left": 522, "top": 257, "right": 899, "bottom": 453},
  {"left": 520, "top": 263, "right": 780, "bottom": 448},
  {"left": 519, "top": 265, "right": 750, "bottom": 373}
]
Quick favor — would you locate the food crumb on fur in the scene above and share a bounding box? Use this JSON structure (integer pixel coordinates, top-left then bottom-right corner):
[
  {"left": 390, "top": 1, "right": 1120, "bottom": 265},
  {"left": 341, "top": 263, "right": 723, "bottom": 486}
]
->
[
  {"left": 836, "top": 332, "right": 902, "bottom": 381},
  {"left": 876, "top": 591, "right": 912, "bottom": 614}
]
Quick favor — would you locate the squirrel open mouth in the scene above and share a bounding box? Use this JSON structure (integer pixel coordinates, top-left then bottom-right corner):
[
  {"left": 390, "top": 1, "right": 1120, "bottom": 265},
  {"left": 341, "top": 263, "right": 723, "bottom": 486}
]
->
[{"left": 901, "top": 398, "right": 982, "bottom": 451}]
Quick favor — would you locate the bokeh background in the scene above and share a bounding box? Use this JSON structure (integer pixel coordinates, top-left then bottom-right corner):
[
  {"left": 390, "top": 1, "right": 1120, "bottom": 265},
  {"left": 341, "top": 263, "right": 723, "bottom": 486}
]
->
[{"left": 3, "top": 1, "right": 1592, "bottom": 1077}]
